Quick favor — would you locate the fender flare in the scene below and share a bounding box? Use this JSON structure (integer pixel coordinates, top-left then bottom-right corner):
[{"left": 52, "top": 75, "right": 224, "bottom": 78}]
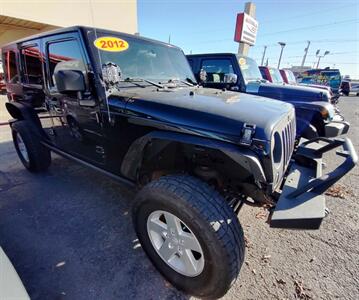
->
[
  {"left": 120, "top": 131, "right": 266, "bottom": 183},
  {"left": 5, "top": 102, "right": 45, "bottom": 137}
]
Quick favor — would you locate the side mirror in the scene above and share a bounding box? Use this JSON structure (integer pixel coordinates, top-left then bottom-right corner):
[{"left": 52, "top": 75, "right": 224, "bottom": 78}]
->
[
  {"left": 54, "top": 70, "right": 86, "bottom": 94},
  {"left": 224, "top": 73, "right": 238, "bottom": 85},
  {"left": 199, "top": 69, "right": 207, "bottom": 83}
]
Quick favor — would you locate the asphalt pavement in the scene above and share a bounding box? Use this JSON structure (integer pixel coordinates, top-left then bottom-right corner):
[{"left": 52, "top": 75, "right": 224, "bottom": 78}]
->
[{"left": 0, "top": 95, "right": 358, "bottom": 300}]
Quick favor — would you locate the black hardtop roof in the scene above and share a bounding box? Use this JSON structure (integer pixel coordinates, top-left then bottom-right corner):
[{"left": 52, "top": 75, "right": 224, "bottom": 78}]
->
[
  {"left": 1, "top": 25, "right": 179, "bottom": 50},
  {"left": 187, "top": 53, "right": 237, "bottom": 58}
]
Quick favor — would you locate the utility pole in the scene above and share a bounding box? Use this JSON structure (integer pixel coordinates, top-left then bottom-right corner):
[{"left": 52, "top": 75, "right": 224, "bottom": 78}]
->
[
  {"left": 168, "top": 34, "right": 171, "bottom": 44},
  {"left": 316, "top": 50, "right": 330, "bottom": 68},
  {"left": 301, "top": 40, "right": 310, "bottom": 68},
  {"left": 238, "top": 2, "right": 256, "bottom": 56},
  {"left": 260, "top": 45, "right": 267, "bottom": 66},
  {"left": 277, "top": 42, "right": 286, "bottom": 69}
]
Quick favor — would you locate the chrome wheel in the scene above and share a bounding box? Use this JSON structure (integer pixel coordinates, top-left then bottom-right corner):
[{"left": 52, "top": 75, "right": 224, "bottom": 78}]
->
[
  {"left": 16, "top": 132, "right": 29, "bottom": 162},
  {"left": 147, "top": 210, "right": 204, "bottom": 277}
]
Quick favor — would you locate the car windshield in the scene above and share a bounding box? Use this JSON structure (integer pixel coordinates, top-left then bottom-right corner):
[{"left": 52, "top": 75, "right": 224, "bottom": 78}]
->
[
  {"left": 236, "top": 55, "right": 263, "bottom": 83},
  {"left": 91, "top": 33, "right": 196, "bottom": 83},
  {"left": 269, "top": 68, "right": 284, "bottom": 84},
  {"left": 286, "top": 70, "right": 297, "bottom": 84}
]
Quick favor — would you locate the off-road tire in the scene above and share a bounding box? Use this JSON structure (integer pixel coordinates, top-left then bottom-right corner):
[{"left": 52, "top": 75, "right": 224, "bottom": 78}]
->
[
  {"left": 133, "top": 175, "right": 245, "bottom": 299},
  {"left": 11, "top": 120, "right": 51, "bottom": 172}
]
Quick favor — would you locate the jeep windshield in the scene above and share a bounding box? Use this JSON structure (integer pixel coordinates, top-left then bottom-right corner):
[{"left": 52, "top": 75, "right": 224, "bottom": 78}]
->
[
  {"left": 236, "top": 55, "right": 263, "bottom": 84},
  {"left": 269, "top": 67, "right": 284, "bottom": 84},
  {"left": 90, "top": 32, "right": 196, "bottom": 85}
]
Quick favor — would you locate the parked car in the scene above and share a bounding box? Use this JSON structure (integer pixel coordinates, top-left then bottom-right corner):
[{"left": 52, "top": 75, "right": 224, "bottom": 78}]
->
[
  {"left": 280, "top": 69, "right": 337, "bottom": 103},
  {"left": 280, "top": 69, "right": 297, "bottom": 85},
  {"left": 340, "top": 80, "right": 350, "bottom": 96},
  {"left": 0, "top": 247, "right": 30, "bottom": 300},
  {"left": 298, "top": 68, "right": 342, "bottom": 97},
  {"left": 350, "top": 82, "right": 359, "bottom": 95},
  {"left": 259, "top": 66, "right": 285, "bottom": 84},
  {"left": 2, "top": 27, "right": 357, "bottom": 299},
  {"left": 187, "top": 53, "right": 348, "bottom": 139},
  {"left": 340, "top": 80, "right": 359, "bottom": 96}
]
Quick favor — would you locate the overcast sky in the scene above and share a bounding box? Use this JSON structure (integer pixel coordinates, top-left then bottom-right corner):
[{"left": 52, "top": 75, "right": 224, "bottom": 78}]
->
[{"left": 138, "top": 0, "right": 359, "bottom": 78}]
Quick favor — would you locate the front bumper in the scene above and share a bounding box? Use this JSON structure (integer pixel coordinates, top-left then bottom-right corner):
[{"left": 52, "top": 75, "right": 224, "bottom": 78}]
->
[
  {"left": 270, "top": 137, "right": 357, "bottom": 229},
  {"left": 324, "top": 120, "right": 350, "bottom": 137}
]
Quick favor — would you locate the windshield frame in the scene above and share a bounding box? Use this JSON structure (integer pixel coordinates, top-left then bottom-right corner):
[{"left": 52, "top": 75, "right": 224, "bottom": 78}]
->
[
  {"left": 236, "top": 55, "right": 263, "bottom": 84},
  {"left": 86, "top": 29, "right": 196, "bottom": 85},
  {"left": 269, "top": 67, "right": 284, "bottom": 84}
]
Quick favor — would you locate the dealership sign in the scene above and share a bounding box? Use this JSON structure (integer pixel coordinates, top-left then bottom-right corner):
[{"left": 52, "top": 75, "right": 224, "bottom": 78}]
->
[{"left": 234, "top": 12, "right": 258, "bottom": 46}]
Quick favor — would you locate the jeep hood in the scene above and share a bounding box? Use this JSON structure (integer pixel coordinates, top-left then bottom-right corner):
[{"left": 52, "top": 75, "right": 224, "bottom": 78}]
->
[
  {"left": 246, "top": 81, "right": 330, "bottom": 103},
  {"left": 109, "top": 86, "right": 294, "bottom": 142}
]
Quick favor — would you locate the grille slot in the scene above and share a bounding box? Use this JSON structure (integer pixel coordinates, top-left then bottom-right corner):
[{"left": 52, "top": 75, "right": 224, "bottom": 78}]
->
[{"left": 281, "top": 116, "right": 296, "bottom": 173}]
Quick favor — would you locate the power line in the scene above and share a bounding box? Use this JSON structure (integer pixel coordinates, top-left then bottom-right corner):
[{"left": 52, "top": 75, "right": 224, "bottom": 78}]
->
[
  {"left": 255, "top": 39, "right": 359, "bottom": 48},
  {"left": 260, "top": 19, "right": 359, "bottom": 37},
  {"left": 192, "top": 19, "right": 359, "bottom": 45},
  {"left": 188, "top": 3, "right": 354, "bottom": 35},
  {"left": 258, "top": 4, "right": 354, "bottom": 24}
]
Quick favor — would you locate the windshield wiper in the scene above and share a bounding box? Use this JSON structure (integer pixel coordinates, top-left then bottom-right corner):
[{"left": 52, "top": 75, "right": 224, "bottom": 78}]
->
[
  {"left": 123, "top": 77, "right": 164, "bottom": 88},
  {"left": 168, "top": 78, "right": 196, "bottom": 86},
  {"left": 247, "top": 78, "right": 267, "bottom": 83}
]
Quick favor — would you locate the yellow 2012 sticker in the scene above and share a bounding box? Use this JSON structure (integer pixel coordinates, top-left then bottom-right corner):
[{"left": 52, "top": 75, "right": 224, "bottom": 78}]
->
[
  {"left": 94, "top": 36, "right": 129, "bottom": 52},
  {"left": 238, "top": 57, "right": 246, "bottom": 66}
]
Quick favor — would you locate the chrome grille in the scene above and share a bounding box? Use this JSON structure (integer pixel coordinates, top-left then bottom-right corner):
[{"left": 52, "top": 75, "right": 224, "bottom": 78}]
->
[{"left": 281, "top": 115, "right": 296, "bottom": 173}]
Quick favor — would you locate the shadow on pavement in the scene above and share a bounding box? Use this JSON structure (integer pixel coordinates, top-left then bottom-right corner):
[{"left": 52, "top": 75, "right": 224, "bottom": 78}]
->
[{"left": 0, "top": 140, "right": 189, "bottom": 300}]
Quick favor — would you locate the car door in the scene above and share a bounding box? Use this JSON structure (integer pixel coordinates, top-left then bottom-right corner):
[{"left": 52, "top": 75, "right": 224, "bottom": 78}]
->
[
  {"left": 43, "top": 32, "right": 105, "bottom": 165},
  {"left": 19, "top": 40, "right": 46, "bottom": 108},
  {"left": 199, "top": 58, "right": 234, "bottom": 89}
]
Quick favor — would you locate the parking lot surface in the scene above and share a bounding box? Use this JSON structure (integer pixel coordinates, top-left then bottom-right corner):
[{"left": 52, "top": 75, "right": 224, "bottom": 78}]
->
[{"left": 0, "top": 95, "right": 358, "bottom": 299}]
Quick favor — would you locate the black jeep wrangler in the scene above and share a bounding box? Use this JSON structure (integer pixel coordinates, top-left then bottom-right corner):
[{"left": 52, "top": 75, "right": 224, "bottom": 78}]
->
[
  {"left": 1, "top": 26, "right": 357, "bottom": 299},
  {"left": 187, "top": 54, "right": 349, "bottom": 140}
]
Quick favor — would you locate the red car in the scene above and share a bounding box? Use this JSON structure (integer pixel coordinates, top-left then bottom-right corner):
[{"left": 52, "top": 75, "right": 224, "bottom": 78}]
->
[
  {"left": 259, "top": 66, "right": 284, "bottom": 84},
  {"left": 280, "top": 69, "right": 297, "bottom": 85}
]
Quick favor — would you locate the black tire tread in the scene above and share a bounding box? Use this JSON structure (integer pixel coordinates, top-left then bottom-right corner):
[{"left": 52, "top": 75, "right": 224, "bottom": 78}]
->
[
  {"left": 135, "top": 174, "right": 245, "bottom": 297},
  {"left": 12, "top": 120, "right": 51, "bottom": 172}
]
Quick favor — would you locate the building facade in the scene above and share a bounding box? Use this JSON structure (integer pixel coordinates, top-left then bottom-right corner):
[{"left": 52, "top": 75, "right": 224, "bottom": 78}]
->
[{"left": 0, "top": 0, "right": 138, "bottom": 47}]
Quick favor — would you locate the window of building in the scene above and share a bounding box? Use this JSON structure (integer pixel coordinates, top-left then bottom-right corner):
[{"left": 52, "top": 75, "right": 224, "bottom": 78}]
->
[
  {"left": 200, "top": 59, "right": 234, "bottom": 83},
  {"left": 47, "top": 39, "right": 86, "bottom": 88},
  {"left": 21, "top": 45, "right": 43, "bottom": 85},
  {"left": 4, "top": 51, "right": 19, "bottom": 83}
]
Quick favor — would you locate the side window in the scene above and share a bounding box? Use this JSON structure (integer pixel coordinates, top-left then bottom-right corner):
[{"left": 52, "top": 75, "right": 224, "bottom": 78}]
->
[
  {"left": 47, "top": 39, "right": 86, "bottom": 88},
  {"left": 4, "top": 50, "right": 19, "bottom": 83},
  {"left": 200, "top": 59, "right": 234, "bottom": 83},
  {"left": 21, "top": 45, "right": 43, "bottom": 85}
]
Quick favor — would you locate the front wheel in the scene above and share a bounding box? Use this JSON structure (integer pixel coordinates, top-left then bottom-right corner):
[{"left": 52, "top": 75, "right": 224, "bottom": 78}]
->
[
  {"left": 133, "top": 175, "right": 245, "bottom": 298},
  {"left": 11, "top": 120, "right": 51, "bottom": 172}
]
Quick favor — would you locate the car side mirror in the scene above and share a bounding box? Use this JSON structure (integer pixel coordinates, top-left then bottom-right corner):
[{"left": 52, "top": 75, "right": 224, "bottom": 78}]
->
[
  {"left": 54, "top": 70, "right": 86, "bottom": 94},
  {"left": 224, "top": 73, "right": 238, "bottom": 85},
  {"left": 199, "top": 69, "right": 207, "bottom": 83}
]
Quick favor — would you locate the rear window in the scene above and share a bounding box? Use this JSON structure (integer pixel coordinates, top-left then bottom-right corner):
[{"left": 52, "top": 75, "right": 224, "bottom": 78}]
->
[
  {"left": 200, "top": 59, "right": 234, "bottom": 83},
  {"left": 21, "top": 45, "right": 43, "bottom": 85},
  {"left": 3, "top": 50, "right": 19, "bottom": 83}
]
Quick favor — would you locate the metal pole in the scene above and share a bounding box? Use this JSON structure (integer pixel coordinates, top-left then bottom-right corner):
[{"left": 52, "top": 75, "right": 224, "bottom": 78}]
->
[
  {"left": 316, "top": 56, "right": 322, "bottom": 68},
  {"left": 261, "top": 46, "right": 267, "bottom": 66},
  {"left": 301, "top": 40, "right": 310, "bottom": 68},
  {"left": 277, "top": 42, "right": 286, "bottom": 69},
  {"left": 238, "top": 2, "right": 256, "bottom": 56}
]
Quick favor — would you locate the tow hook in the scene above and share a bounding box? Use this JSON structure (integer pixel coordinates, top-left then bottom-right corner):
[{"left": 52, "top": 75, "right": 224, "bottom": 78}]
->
[{"left": 324, "top": 207, "right": 330, "bottom": 217}]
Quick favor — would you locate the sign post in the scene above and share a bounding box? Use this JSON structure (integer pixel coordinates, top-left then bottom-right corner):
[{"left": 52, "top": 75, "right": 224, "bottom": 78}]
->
[{"left": 235, "top": 2, "right": 257, "bottom": 56}]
